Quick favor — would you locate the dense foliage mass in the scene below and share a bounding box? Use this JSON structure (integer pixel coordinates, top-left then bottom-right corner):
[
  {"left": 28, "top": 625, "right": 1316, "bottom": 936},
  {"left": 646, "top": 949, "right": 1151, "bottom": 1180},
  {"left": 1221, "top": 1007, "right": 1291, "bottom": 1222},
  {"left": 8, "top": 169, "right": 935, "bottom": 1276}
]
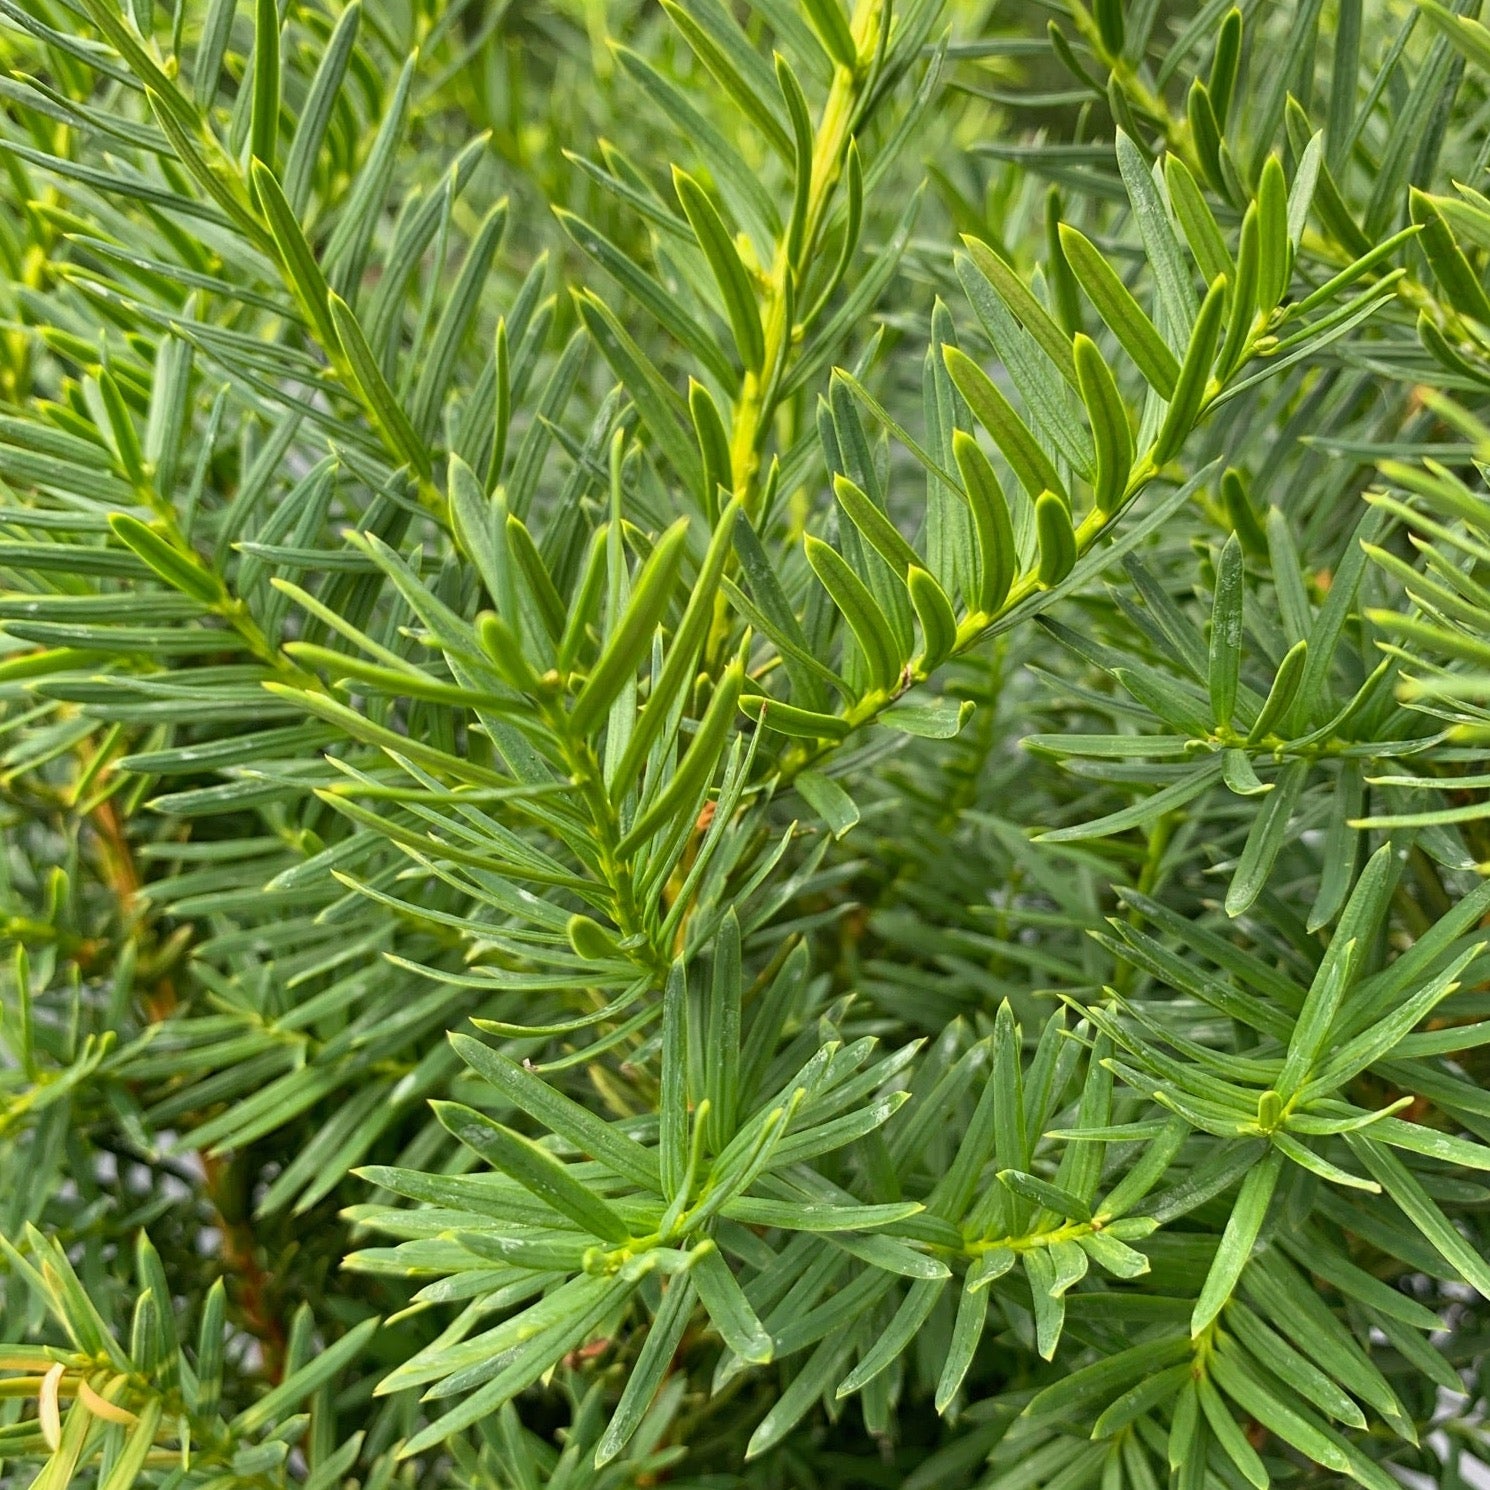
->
[{"left": 2, "top": 0, "right": 1490, "bottom": 1485}]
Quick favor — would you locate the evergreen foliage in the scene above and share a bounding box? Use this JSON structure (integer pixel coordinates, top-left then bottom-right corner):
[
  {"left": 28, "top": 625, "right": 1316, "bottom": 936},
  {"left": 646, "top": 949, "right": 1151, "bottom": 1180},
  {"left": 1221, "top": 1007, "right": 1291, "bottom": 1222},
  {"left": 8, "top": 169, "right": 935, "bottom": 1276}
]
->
[{"left": 2, "top": 0, "right": 1490, "bottom": 1484}]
